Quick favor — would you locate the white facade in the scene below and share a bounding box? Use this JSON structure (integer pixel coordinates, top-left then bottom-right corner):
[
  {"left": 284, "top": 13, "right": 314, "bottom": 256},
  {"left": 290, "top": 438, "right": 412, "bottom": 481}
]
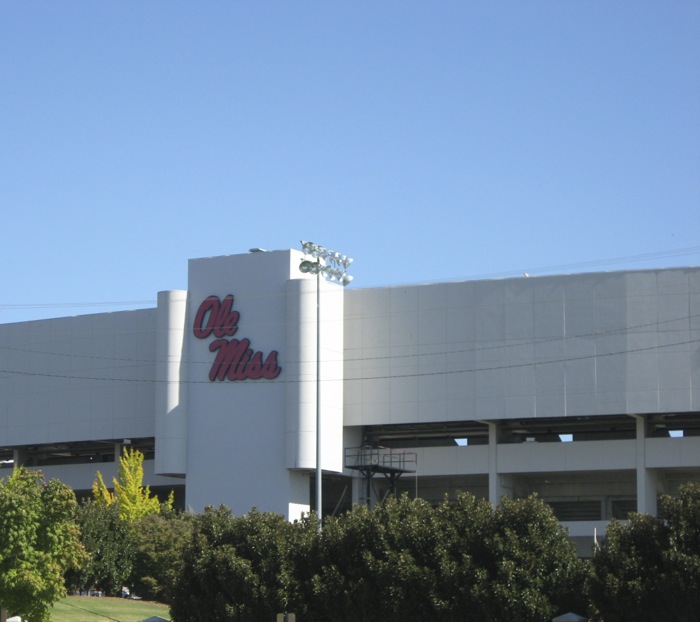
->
[{"left": 1, "top": 250, "right": 699, "bottom": 552}]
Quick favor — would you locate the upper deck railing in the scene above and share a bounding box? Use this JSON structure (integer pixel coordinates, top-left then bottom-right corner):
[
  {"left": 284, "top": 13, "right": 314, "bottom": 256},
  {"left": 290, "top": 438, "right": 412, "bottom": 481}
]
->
[{"left": 344, "top": 446, "right": 417, "bottom": 474}]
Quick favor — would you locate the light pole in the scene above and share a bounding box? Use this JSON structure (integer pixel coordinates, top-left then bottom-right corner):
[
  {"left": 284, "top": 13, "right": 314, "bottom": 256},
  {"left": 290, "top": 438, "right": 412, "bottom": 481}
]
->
[{"left": 299, "top": 241, "right": 353, "bottom": 527}]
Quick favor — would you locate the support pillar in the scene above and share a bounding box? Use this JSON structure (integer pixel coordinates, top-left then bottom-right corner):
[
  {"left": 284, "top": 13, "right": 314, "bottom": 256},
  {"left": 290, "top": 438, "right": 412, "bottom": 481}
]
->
[
  {"left": 635, "top": 415, "right": 659, "bottom": 516},
  {"left": 487, "top": 422, "right": 513, "bottom": 506},
  {"left": 12, "top": 448, "right": 26, "bottom": 469}
]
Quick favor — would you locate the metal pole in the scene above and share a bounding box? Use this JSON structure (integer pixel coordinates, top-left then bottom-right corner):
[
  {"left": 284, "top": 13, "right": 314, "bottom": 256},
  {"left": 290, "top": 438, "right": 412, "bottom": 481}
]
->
[
  {"left": 316, "top": 265, "right": 322, "bottom": 527},
  {"left": 298, "top": 241, "right": 353, "bottom": 530}
]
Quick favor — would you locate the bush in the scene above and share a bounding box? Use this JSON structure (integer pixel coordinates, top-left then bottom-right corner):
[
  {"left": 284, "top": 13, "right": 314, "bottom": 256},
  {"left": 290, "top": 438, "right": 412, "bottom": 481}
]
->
[
  {"left": 589, "top": 483, "right": 700, "bottom": 622},
  {"left": 172, "top": 493, "right": 584, "bottom": 622},
  {"left": 67, "top": 500, "right": 134, "bottom": 597},
  {"left": 130, "top": 511, "right": 194, "bottom": 604}
]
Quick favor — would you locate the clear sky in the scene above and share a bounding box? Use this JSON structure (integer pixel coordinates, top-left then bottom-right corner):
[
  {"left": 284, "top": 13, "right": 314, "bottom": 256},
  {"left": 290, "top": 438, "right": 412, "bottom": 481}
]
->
[{"left": 1, "top": 1, "right": 698, "bottom": 324}]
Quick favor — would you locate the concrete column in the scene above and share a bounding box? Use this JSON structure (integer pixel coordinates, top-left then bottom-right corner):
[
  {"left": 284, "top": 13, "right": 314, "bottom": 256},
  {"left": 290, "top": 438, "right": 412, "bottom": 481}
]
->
[
  {"left": 635, "top": 415, "right": 659, "bottom": 515},
  {"left": 12, "top": 448, "right": 27, "bottom": 468},
  {"left": 487, "top": 422, "right": 513, "bottom": 505},
  {"left": 285, "top": 278, "right": 345, "bottom": 473},
  {"left": 154, "top": 290, "right": 189, "bottom": 476}
]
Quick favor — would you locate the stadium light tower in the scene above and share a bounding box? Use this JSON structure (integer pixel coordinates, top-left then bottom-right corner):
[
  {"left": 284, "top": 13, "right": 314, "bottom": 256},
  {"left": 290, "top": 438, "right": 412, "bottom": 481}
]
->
[{"left": 299, "top": 241, "right": 353, "bottom": 527}]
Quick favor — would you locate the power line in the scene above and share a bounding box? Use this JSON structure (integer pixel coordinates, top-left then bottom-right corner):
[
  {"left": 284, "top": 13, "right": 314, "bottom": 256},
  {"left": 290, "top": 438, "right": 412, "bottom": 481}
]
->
[
  {"left": 1, "top": 335, "right": 697, "bottom": 386},
  {"left": 438, "top": 246, "right": 700, "bottom": 283},
  {"left": 1, "top": 246, "right": 699, "bottom": 312},
  {"left": 0, "top": 312, "right": 697, "bottom": 369},
  {"left": 0, "top": 300, "right": 155, "bottom": 310}
]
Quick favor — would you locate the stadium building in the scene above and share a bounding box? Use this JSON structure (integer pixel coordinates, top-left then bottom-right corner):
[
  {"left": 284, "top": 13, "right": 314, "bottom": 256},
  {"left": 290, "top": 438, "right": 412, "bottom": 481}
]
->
[{"left": 1, "top": 248, "right": 699, "bottom": 553}]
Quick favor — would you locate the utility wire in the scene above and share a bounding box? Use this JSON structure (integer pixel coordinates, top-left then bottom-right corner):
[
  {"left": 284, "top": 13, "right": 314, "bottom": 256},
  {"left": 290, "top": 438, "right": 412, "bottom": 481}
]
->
[
  {"left": 0, "top": 312, "right": 697, "bottom": 368},
  {"left": 0, "top": 300, "right": 155, "bottom": 310},
  {"left": 1, "top": 245, "right": 699, "bottom": 311},
  {"left": 1, "top": 336, "right": 698, "bottom": 386}
]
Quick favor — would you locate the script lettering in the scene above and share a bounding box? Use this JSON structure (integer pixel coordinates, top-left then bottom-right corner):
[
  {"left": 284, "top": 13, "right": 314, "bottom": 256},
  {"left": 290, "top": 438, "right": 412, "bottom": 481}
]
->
[{"left": 193, "top": 295, "right": 282, "bottom": 382}]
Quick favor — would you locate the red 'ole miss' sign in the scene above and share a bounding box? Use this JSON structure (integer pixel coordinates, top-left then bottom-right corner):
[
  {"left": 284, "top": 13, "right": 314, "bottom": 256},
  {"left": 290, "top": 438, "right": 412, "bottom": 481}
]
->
[{"left": 193, "top": 294, "right": 282, "bottom": 382}]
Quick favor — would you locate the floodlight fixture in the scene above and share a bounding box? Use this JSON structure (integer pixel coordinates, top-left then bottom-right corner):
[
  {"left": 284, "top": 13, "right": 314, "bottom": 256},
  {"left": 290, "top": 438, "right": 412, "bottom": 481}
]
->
[{"left": 300, "top": 241, "right": 354, "bottom": 288}]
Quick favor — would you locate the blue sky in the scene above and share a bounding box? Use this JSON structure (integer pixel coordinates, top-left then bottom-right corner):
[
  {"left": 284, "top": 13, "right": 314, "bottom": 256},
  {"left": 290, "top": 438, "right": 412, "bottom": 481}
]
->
[{"left": 1, "top": 2, "right": 698, "bottom": 324}]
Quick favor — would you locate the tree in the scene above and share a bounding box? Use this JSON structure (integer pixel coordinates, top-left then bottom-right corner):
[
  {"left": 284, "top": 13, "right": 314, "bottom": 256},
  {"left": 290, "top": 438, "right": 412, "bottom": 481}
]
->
[
  {"left": 287, "top": 496, "right": 448, "bottom": 621},
  {"left": 171, "top": 506, "right": 293, "bottom": 622},
  {"left": 93, "top": 447, "right": 166, "bottom": 523},
  {"left": 0, "top": 467, "right": 86, "bottom": 622},
  {"left": 286, "top": 501, "right": 392, "bottom": 621},
  {"left": 588, "top": 513, "right": 671, "bottom": 621},
  {"left": 171, "top": 494, "right": 587, "bottom": 622},
  {"left": 86, "top": 448, "right": 177, "bottom": 600},
  {"left": 661, "top": 482, "right": 700, "bottom": 618},
  {"left": 130, "top": 510, "right": 194, "bottom": 604},
  {"left": 433, "top": 491, "right": 499, "bottom": 618},
  {"left": 66, "top": 499, "right": 135, "bottom": 597},
  {"left": 589, "top": 483, "right": 700, "bottom": 621},
  {"left": 478, "top": 495, "right": 587, "bottom": 621}
]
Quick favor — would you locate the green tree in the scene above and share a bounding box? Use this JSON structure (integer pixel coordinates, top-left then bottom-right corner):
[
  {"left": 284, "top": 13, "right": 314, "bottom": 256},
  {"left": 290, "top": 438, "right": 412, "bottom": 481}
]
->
[
  {"left": 130, "top": 510, "right": 194, "bottom": 604},
  {"left": 433, "top": 491, "right": 497, "bottom": 618},
  {"left": 171, "top": 506, "right": 293, "bottom": 622},
  {"left": 660, "top": 482, "right": 700, "bottom": 619},
  {"left": 93, "top": 447, "right": 166, "bottom": 523},
  {"left": 589, "top": 483, "right": 700, "bottom": 621},
  {"left": 0, "top": 467, "right": 86, "bottom": 622},
  {"left": 66, "top": 499, "right": 135, "bottom": 597},
  {"left": 171, "top": 493, "right": 586, "bottom": 622},
  {"left": 287, "top": 497, "right": 447, "bottom": 621},
  {"left": 478, "top": 495, "right": 587, "bottom": 621},
  {"left": 289, "top": 493, "right": 583, "bottom": 621},
  {"left": 287, "top": 502, "right": 390, "bottom": 621},
  {"left": 588, "top": 513, "right": 671, "bottom": 621}
]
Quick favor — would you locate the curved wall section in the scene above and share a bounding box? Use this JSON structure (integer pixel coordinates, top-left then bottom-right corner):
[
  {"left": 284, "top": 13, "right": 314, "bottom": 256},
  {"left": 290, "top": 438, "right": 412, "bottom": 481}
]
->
[
  {"left": 285, "top": 278, "right": 316, "bottom": 469},
  {"left": 285, "top": 277, "right": 344, "bottom": 473},
  {"left": 154, "top": 290, "right": 188, "bottom": 476}
]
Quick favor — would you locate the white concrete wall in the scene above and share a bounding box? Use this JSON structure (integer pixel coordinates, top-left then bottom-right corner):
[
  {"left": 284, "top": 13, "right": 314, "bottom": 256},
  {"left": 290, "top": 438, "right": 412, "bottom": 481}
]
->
[
  {"left": 1, "top": 258, "right": 698, "bottom": 525},
  {"left": 562, "top": 520, "right": 609, "bottom": 538},
  {"left": 155, "top": 290, "right": 189, "bottom": 476},
  {"left": 645, "top": 436, "right": 700, "bottom": 468},
  {"left": 185, "top": 251, "right": 292, "bottom": 516},
  {"left": 381, "top": 438, "right": 700, "bottom": 478},
  {"left": 184, "top": 250, "right": 346, "bottom": 518},
  {"left": 0, "top": 309, "right": 156, "bottom": 445},
  {"left": 284, "top": 277, "right": 345, "bottom": 472},
  {"left": 410, "top": 445, "right": 490, "bottom": 476},
  {"left": 35, "top": 458, "right": 178, "bottom": 492},
  {"left": 498, "top": 440, "right": 637, "bottom": 473},
  {"left": 345, "top": 268, "right": 700, "bottom": 426}
]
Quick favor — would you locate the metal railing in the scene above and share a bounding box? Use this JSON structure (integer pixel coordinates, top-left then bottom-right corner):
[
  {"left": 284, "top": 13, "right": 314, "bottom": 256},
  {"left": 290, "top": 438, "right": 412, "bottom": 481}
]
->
[{"left": 344, "top": 446, "right": 417, "bottom": 474}]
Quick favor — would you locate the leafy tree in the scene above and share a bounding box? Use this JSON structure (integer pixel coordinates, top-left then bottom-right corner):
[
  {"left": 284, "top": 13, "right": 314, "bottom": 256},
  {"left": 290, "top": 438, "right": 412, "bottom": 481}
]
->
[
  {"left": 588, "top": 513, "right": 671, "bottom": 621},
  {"left": 0, "top": 467, "right": 86, "bottom": 622},
  {"left": 91, "top": 471, "right": 114, "bottom": 506},
  {"left": 418, "top": 492, "right": 584, "bottom": 621},
  {"left": 589, "top": 483, "right": 700, "bottom": 621},
  {"left": 660, "top": 482, "right": 700, "bottom": 618},
  {"left": 286, "top": 502, "right": 390, "bottom": 621},
  {"left": 93, "top": 447, "right": 167, "bottom": 523},
  {"left": 185, "top": 492, "right": 583, "bottom": 622},
  {"left": 479, "top": 495, "right": 587, "bottom": 621},
  {"left": 171, "top": 506, "right": 293, "bottom": 622},
  {"left": 287, "top": 496, "right": 448, "bottom": 621},
  {"left": 86, "top": 448, "right": 178, "bottom": 601},
  {"left": 371, "top": 495, "right": 447, "bottom": 620},
  {"left": 170, "top": 493, "right": 588, "bottom": 622},
  {"left": 433, "top": 490, "right": 498, "bottom": 618},
  {"left": 66, "top": 499, "right": 135, "bottom": 597},
  {"left": 130, "top": 510, "right": 194, "bottom": 604}
]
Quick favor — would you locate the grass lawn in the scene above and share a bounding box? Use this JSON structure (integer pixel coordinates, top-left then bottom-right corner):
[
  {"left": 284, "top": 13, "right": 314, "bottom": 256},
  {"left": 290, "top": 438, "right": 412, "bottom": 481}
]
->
[{"left": 49, "top": 596, "right": 171, "bottom": 622}]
